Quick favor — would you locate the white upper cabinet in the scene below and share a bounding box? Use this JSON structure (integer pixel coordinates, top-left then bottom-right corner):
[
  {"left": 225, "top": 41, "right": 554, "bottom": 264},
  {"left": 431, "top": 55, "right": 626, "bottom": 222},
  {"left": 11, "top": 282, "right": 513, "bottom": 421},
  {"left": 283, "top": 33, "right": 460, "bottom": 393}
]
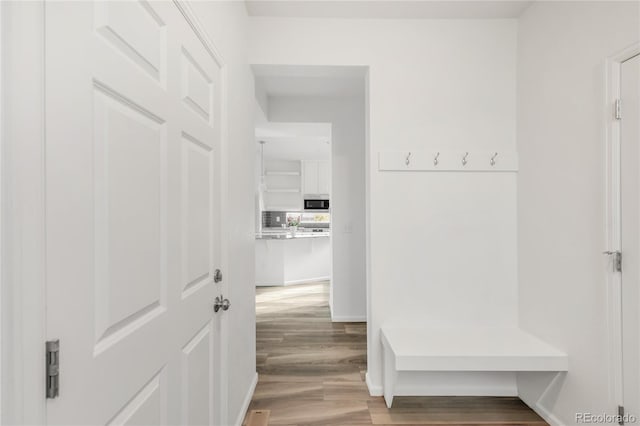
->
[
  {"left": 303, "top": 160, "right": 330, "bottom": 196},
  {"left": 303, "top": 161, "right": 319, "bottom": 195},
  {"left": 317, "top": 161, "right": 330, "bottom": 194}
]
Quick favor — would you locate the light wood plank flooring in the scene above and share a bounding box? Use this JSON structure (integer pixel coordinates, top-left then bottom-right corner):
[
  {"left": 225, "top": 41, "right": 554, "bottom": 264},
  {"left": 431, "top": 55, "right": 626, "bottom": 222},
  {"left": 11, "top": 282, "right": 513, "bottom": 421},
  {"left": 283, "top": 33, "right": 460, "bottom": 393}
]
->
[{"left": 245, "top": 282, "right": 547, "bottom": 426}]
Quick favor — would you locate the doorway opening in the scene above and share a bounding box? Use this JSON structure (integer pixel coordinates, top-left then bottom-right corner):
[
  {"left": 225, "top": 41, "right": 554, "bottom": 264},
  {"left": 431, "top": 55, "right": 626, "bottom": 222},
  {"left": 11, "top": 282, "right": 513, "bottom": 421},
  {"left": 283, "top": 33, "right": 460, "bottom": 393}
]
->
[
  {"left": 605, "top": 44, "right": 640, "bottom": 424},
  {"left": 249, "top": 65, "right": 368, "bottom": 422},
  {"left": 252, "top": 64, "right": 367, "bottom": 320}
]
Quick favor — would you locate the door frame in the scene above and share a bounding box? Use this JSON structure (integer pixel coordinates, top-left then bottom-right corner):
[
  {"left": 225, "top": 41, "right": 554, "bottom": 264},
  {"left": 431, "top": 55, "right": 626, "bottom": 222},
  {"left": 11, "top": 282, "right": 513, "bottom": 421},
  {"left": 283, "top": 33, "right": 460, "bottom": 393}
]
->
[
  {"left": 605, "top": 41, "right": 640, "bottom": 414},
  {"left": 1, "top": 1, "right": 47, "bottom": 424},
  {"left": 0, "top": 1, "right": 231, "bottom": 424}
]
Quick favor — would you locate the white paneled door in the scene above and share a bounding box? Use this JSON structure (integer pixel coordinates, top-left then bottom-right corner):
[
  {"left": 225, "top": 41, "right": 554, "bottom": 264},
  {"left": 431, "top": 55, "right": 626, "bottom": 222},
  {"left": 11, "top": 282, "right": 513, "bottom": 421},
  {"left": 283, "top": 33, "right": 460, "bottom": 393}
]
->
[
  {"left": 621, "top": 53, "right": 640, "bottom": 423},
  {"left": 45, "top": 1, "right": 227, "bottom": 424}
]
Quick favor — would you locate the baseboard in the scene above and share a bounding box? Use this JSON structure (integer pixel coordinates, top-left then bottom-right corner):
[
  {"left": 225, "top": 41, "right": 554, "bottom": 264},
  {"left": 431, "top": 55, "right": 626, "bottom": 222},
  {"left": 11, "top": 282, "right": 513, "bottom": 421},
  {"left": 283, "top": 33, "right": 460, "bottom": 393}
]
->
[
  {"left": 331, "top": 315, "right": 366, "bottom": 322},
  {"left": 366, "top": 372, "right": 383, "bottom": 396},
  {"left": 518, "top": 371, "right": 567, "bottom": 426},
  {"left": 284, "top": 276, "right": 330, "bottom": 285},
  {"left": 520, "top": 394, "right": 566, "bottom": 426},
  {"left": 233, "top": 372, "right": 258, "bottom": 426},
  {"left": 395, "top": 386, "right": 517, "bottom": 396},
  {"left": 532, "top": 402, "right": 565, "bottom": 426},
  {"left": 256, "top": 277, "right": 330, "bottom": 287}
]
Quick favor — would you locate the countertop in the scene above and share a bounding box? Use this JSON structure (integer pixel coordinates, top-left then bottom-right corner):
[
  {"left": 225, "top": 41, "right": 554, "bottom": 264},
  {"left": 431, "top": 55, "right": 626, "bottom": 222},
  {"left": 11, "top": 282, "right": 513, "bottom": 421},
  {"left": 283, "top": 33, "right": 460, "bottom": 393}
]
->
[{"left": 256, "top": 230, "right": 331, "bottom": 240}]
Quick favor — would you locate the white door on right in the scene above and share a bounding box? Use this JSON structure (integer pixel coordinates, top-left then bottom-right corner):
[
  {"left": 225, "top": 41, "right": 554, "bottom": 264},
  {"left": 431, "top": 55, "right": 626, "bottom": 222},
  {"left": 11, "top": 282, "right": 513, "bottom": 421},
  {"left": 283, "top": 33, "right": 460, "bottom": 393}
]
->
[{"left": 621, "top": 52, "right": 640, "bottom": 423}]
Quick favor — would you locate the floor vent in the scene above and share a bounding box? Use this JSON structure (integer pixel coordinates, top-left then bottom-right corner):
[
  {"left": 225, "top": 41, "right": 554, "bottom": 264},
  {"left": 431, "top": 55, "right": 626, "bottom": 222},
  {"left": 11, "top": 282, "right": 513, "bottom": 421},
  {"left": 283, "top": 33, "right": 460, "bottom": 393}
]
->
[{"left": 245, "top": 410, "right": 270, "bottom": 426}]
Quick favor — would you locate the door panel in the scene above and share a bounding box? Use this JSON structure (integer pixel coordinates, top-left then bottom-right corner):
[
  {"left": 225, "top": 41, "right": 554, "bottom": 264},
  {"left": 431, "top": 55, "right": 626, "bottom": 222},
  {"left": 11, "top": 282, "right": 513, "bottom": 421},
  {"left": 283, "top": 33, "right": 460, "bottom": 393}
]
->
[
  {"left": 94, "top": 0, "right": 166, "bottom": 82},
  {"left": 621, "top": 53, "right": 640, "bottom": 421},
  {"left": 182, "top": 133, "right": 214, "bottom": 297},
  {"left": 45, "top": 2, "right": 225, "bottom": 424},
  {"left": 107, "top": 369, "right": 166, "bottom": 426},
  {"left": 181, "top": 323, "right": 214, "bottom": 426},
  {"left": 93, "top": 85, "right": 167, "bottom": 353},
  {"left": 181, "top": 47, "right": 214, "bottom": 124}
]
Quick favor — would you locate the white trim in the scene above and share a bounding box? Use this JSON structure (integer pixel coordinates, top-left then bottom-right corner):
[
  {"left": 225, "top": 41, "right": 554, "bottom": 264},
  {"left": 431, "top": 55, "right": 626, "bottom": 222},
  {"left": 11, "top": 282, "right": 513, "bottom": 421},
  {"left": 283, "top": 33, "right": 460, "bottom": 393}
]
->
[
  {"left": 2, "top": 1, "right": 47, "bottom": 424},
  {"left": 604, "top": 41, "right": 640, "bottom": 415},
  {"left": 233, "top": 372, "right": 258, "bottom": 426},
  {"left": 171, "top": 2, "right": 231, "bottom": 425},
  {"left": 172, "top": 0, "right": 224, "bottom": 69},
  {"left": 365, "top": 372, "right": 382, "bottom": 396},
  {"left": 0, "top": 0, "right": 4, "bottom": 418},
  {"left": 256, "top": 276, "right": 330, "bottom": 287},
  {"left": 331, "top": 315, "right": 366, "bottom": 323},
  {"left": 519, "top": 370, "right": 568, "bottom": 426},
  {"left": 364, "top": 67, "right": 373, "bottom": 393},
  {"left": 283, "top": 276, "right": 330, "bottom": 285},
  {"left": 529, "top": 402, "right": 566, "bottom": 426}
]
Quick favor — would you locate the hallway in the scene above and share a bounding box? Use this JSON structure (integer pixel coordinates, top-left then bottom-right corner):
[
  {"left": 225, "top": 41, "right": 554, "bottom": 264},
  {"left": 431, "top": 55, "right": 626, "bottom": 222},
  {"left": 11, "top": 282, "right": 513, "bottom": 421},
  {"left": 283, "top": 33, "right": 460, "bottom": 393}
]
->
[{"left": 245, "top": 282, "right": 548, "bottom": 425}]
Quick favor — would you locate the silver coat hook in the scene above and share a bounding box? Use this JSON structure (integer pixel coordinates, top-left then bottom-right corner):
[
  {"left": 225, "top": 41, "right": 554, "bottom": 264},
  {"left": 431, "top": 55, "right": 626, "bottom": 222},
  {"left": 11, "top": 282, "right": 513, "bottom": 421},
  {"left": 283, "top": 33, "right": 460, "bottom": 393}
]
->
[
  {"left": 462, "top": 152, "right": 469, "bottom": 166},
  {"left": 405, "top": 152, "right": 411, "bottom": 166},
  {"left": 490, "top": 152, "right": 498, "bottom": 166},
  {"left": 433, "top": 152, "right": 440, "bottom": 166}
]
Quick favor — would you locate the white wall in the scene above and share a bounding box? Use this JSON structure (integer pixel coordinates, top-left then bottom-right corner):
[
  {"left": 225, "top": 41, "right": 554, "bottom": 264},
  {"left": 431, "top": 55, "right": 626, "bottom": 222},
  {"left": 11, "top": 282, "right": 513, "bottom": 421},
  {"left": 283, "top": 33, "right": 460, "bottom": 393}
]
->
[
  {"left": 516, "top": 2, "right": 639, "bottom": 424},
  {"left": 255, "top": 79, "right": 269, "bottom": 120},
  {"left": 269, "top": 96, "right": 367, "bottom": 321},
  {"left": 188, "top": 2, "right": 257, "bottom": 424},
  {"left": 250, "top": 18, "right": 518, "bottom": 394}
]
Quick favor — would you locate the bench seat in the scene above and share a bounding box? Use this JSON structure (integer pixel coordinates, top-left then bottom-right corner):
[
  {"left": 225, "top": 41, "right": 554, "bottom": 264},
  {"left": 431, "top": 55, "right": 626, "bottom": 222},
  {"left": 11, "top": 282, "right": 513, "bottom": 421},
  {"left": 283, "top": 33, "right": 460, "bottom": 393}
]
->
[{"left": 380, "top": 327, "right": 568, "bottom": 408}]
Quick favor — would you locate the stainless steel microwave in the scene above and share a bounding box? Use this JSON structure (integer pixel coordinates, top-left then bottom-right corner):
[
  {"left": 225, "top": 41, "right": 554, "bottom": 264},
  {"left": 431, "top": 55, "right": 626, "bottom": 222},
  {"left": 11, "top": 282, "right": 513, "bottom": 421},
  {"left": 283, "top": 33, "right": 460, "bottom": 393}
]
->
[{"left": 304, "top": 199, "right": 330, "bottom": 210}]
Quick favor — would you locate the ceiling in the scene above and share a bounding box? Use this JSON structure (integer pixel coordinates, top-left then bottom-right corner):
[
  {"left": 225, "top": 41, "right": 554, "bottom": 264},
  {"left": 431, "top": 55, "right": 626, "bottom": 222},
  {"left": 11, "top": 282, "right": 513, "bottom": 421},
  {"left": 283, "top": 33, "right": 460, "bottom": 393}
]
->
[
  {"left": 245, "top": 0, "right": 534, "bottom": 20},
  {"left": 256, "top": 122, "right": 332, "bottom": 161},
  {"left": 253, "top": 64, "right": 367, "bottom": 98}
]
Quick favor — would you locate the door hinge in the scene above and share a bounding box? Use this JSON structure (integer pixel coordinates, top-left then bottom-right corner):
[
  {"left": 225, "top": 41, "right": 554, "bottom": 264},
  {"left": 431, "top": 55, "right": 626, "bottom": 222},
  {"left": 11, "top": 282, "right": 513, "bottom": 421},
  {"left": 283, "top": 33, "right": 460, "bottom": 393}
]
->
[
  {"left": 604, "top": 251, "right": 622, "bottom": 272},
  {"left": 618, "top": 405, "right": 625, "bottom": 425},
  {"left": 614, "top": 251, "right": 622, "bottom": 272},
  {"left": 615, "top": 99, "right": 622, "bottom": 120},
  {"left": 46, "top": 340, "right": 60, "bottom": 399}
]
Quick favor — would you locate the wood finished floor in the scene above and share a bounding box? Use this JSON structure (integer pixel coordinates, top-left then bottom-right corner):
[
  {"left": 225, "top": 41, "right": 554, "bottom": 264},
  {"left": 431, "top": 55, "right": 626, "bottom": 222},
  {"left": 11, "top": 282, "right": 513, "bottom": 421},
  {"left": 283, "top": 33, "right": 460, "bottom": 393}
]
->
[{"left": 245, "top": 282, "right": 547, "bottom": 426}]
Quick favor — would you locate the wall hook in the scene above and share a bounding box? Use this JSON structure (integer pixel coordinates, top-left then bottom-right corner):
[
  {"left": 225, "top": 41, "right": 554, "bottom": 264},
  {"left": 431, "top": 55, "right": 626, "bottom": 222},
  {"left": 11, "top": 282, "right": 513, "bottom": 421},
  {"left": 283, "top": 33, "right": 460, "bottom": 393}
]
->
[
  {"left": 490, "top": 152, "right": 498, "bottom": 166},
  {"left": 462, "top": 152, "right": 469, "bottom": 166},
  {"left": 405, "top": 152, "right": 411, "bottom": 166},
  {"left": 433, "top": 152, "right": 440, "bottom": 166}
]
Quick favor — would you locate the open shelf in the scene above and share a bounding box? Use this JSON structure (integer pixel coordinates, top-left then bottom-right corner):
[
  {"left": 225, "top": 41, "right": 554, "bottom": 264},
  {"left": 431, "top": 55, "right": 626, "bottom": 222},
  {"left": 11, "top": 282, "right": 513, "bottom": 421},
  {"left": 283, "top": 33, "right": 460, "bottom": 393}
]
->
[{"left": 262, "top": 159, "right": 303, "bottom": 211}]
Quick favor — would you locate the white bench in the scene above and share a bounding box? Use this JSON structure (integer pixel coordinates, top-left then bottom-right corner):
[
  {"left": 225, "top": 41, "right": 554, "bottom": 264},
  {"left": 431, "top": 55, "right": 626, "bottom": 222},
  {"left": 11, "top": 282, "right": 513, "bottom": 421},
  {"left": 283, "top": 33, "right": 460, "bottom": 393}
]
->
[{"left": 380, "top": 327, "right": 569, "bottom": 408}]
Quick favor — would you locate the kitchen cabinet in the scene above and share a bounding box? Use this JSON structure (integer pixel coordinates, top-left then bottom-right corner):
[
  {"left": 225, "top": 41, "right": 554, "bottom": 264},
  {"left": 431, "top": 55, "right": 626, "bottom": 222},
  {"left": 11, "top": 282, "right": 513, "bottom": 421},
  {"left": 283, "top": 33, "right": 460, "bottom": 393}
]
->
[
  {"left": 303, "top": 160, "right": 330, "bottom": 195},
  {"left": 255, "top": 235, "right": 331, "bottom": 286}
]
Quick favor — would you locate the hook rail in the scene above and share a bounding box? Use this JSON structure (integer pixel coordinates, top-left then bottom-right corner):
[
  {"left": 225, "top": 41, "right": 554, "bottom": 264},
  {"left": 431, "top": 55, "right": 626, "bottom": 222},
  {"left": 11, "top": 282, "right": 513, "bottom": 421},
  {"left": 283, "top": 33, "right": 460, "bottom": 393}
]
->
[{"left": 378, "top": 150, "right": 518, "bottom": 172}]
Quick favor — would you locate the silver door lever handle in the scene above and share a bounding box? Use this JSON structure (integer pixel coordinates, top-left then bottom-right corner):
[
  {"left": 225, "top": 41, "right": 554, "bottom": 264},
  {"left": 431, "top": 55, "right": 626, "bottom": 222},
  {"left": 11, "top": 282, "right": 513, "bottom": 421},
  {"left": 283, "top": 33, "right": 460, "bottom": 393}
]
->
[{"left": 214, "top": 295, "right": 231, "bottom": 313}]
